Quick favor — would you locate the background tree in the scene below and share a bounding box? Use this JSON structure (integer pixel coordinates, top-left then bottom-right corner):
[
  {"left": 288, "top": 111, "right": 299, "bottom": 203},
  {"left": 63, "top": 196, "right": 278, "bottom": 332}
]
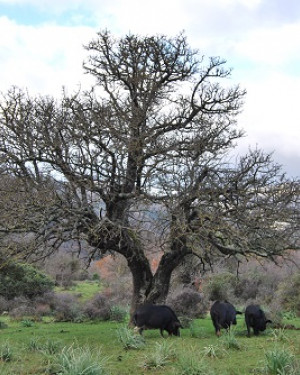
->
[
  {"left": 0, "top": 260, "right": 54, "bottom": 300},
  {"left": 0, "top": 31, "right": 299, "bottom": 315}
]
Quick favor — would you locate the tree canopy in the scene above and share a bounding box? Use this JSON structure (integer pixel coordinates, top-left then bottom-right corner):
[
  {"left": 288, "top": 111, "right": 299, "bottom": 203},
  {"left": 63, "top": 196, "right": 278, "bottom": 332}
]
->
[{"left": 0, "top": 31, "right": 299, "bottom": 312}]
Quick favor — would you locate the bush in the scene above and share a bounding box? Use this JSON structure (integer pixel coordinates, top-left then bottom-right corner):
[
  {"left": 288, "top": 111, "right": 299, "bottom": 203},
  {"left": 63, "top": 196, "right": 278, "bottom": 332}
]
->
[
  {"left": 0, "top": 296, "right": 9, "bottom": 313},
  {"left": 167, "top": 287, "right": 208, "bottom": 319},
  {"left": 277, "top": 272, "right": 300, "bottom": 317},
  {"left": 0, "top": 261, "right": 54, "bottom": 300},
  {"left": 51, "top": 293, "right": 83, "bottom": 322},
  {"left": 84, "top": 294, "right": 111, "bottom": 321},
  {"left": 202, "top": 272, "right": 237, "bottom": 301},
  {"left": 110, "top": 305, "right": 128, "bottom": 322},
  {"left": 8, "top": 296, "right": 36, "bottom": 319}
]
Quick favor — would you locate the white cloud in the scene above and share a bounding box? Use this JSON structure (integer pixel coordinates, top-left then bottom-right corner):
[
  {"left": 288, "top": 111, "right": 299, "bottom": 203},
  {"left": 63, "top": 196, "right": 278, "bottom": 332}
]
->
[
  {"left": 236, "top": 72, "right": 300, "bottom": 176},
  {"left": 0, "top": 16, "right": 96, "bottom": 95},
  {"left": 234, "top": 23, "right": 300, "bottom": 66}
]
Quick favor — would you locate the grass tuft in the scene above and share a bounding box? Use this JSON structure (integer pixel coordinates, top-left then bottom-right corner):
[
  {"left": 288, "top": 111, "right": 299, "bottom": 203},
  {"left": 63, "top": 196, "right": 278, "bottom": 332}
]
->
[
  {"left": 261, "top": 347, "right": 298, "bottom": 374},
  {"left": 175, "top": 349, "right": 215, "bottom": 375},
  {"left": 0, "top": 341, "right": 13, "bottom": 362},
  {"left": 20, "top": 319, "right": 34, "bottom": 327},
  {"left": 270, "top": 327, "right": 289, "bottom": 343},
  {"left": 142, "top": 341, "right": 176, "bottom": 369},
  {"left": 117, "top": 326, "right": 145, "bottom": 350},
  {"left": 54, "top": 345, "right": 109, "bottom": 375},
  {"left": 202, "top": 344, "right": 226, "bottom": 358},
  {"left": 220, "top": 329, "right": 241, "bottom": 350}
]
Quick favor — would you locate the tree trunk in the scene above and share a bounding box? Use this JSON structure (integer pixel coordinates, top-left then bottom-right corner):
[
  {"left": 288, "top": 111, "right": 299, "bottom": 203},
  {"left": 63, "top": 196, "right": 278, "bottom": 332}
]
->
[{"left": 127, "top": 245, "right": 189, "bottom": 323}]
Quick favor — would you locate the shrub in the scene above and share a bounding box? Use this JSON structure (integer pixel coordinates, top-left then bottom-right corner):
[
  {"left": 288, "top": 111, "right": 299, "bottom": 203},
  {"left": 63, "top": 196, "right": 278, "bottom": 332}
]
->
[
  {"left": 167, "top": 287, "right": 208, "bottom": 319},
  {"left": 51, "top": 293, "right": 83, "bottom": 322},
  {"left": 0, "top": 296, "right": 9, "bottom": 313},
  {"left": 8, "top": 296, "right": 36, "bottom": 319},
  {"left": 202, "top": 272, "right": 237, "bottom": 301},
  {"left": 109, "top": 305, "right": 128, "bottom": 322},
  {"left": 277, "top": 272, "right": 300, "bottom": 317},
  {"left": 0, "top": 261, "right": 54, "bottom": 300},
  {"left": 84, "top": 293, "right": 111, "bottom": 321}
]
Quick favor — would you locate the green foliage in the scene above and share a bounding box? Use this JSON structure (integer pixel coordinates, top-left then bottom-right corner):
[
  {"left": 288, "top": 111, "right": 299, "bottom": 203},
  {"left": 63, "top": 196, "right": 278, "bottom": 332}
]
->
[
  {"left": 0, "top": 341, "right": 13, "bottom": 362},
  {"left": 142, "top": 341, "right": 176, "bottom": 369},
  {"left": 277, "top": 272, "right": 300, "bottom": 317},
  {"left": 202, "top": 344, "right": 226, "bottom": 358},
  {"left": 220, "top": 329, "right": 241, "bottom": 350},
  {"left": 0, "top": 321, "right": 8, "bottom": 329},
  {"left": 26, "top": 337, "right": 43, "bottom": 352},
  {"left": 270, "top": 328, "right": 289, "bottom": 343},
  {"left": 20, "top": 319, "right": 34, "bottom": 327},
  {"left": 55, "top": 280, "right": 101, "bottom": 302},
  {"left": 175, "top": 350, "right": 215, "bottom": 375},
  {"left": 189, "top": 320, "right": 209, "bottom": 338},
  {"left": 0, "top": 261, "right": 54, "bottom": 300},
  {"left": 53, "top": 345, "right": 109, "bottom": 375},
  {"left": 26, "top": 337, "right": 62, "bottom": 355},
  {"left": 262, "top": 347, "right": 298, "bottom": 374},
  {"left": 117, "top": 327, "right": 145, "bottom": 350},
  {"left": 109, "top": 305, "right": 128, "bottom": 322},
  {"left": 282, "top": 311, "right": 297, "bottom": 321},
  {"left": 203, "top": 272, "right": 237, "bottom": 301}
]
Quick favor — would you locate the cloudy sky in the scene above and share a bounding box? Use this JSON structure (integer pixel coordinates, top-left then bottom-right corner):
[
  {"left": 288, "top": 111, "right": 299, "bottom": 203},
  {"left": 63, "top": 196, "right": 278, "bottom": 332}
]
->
[{"left": 0, "top": 0, "right": 299, "bottom": 177}]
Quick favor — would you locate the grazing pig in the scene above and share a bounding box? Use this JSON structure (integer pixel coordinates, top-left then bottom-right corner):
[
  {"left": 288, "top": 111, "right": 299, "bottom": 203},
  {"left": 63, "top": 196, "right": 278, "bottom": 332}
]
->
[
  {"left": 210, "top": 300, "right": 242, "bottom": 336},
  {"left": 133, "top": 304, "right": 182, "bottom": 337},
  {"left": 245, "top": 304, "right": 272, "bottom": 337}
]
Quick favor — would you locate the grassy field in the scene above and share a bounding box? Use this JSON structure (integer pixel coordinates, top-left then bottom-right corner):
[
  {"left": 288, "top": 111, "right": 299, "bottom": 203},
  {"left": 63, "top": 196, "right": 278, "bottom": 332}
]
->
[
  {"left": 54, "top": 280, "right": 102, "bottom": 302},
  {"left": 0, "top": 315, "right": 299, "bottom": 375}
]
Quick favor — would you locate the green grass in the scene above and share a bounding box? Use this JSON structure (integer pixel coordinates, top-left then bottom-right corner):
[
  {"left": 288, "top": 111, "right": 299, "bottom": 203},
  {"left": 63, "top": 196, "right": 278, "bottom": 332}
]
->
[
  {"left": 0, "top": 315, "right": 299, "bottom": 375},
  {"left": 55, "top": 280, "right": 102, "bottom": 301}
]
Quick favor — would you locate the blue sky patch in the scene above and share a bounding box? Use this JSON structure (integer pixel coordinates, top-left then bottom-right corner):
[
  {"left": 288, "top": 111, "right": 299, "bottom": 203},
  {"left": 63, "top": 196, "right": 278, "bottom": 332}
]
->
[{"left": 0, "top": 3, "right": 97, "bottom": 27}]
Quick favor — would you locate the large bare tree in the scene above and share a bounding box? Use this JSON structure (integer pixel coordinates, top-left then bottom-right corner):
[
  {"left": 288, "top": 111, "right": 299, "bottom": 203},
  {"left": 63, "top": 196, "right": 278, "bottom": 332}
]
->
[{"left": 0, "top": 31, "right": 299, "bottom": 314}]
